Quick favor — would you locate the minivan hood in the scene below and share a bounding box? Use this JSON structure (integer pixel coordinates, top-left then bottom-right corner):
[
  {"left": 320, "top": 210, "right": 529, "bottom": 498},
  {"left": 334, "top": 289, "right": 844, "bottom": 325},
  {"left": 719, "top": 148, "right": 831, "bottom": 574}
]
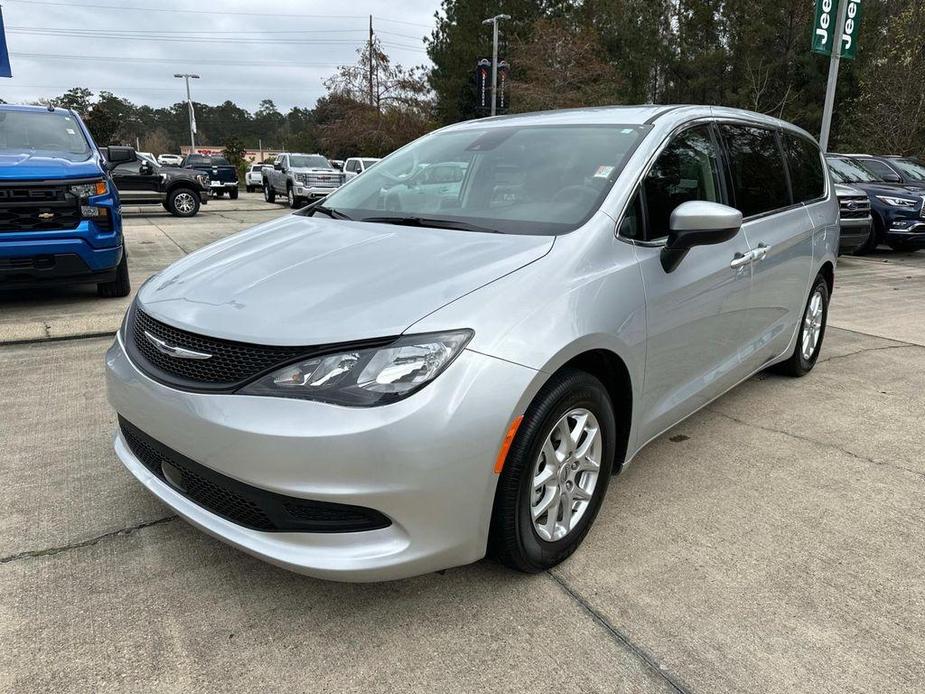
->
[
  {"left": 138, "top": 214, "right": 553, "bottom": 345},
  {"left": 0, "top": 152, "right": 101, "bottom": 181},
  {"left": 850, "top": 181, "right": 925, "bottom": 196}
]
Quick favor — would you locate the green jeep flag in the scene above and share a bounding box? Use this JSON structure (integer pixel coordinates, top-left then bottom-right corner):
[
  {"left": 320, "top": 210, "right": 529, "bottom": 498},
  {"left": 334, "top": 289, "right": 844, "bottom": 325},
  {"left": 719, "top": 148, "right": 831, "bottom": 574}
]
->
[{"left": 812, "top": 0, "right": 863, "bottom": 60}]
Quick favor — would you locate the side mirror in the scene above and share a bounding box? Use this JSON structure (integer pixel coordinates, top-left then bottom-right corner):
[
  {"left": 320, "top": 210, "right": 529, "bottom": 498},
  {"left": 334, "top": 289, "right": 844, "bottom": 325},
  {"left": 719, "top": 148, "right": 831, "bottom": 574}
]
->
[
  {"left": 104, "top": 146, "right": 136, "bottom": 169},
  {"left": 882, "top": 172, "right": 902, "bottom": 183},
  {"left": 139, "top": 161, "right": 154, "bottom": 175},
  {"left": 274, "top": 162, "right": 283, "bottom": 171},
  {"left": 661, "top": 201, "right": 743, "bottom": 273}
]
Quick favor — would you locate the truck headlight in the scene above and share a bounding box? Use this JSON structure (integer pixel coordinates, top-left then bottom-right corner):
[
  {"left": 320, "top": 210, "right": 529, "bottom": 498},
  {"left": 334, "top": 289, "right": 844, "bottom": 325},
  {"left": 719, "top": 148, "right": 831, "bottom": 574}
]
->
[
  {"left": 876, "top": 195, "right": 918, "bottom": 208},
  {"left": 68, "top": 179, "right": 108, "bottom": 199},
  {"left": 238, "top": 330, "right": 473, "bottom": 406}
]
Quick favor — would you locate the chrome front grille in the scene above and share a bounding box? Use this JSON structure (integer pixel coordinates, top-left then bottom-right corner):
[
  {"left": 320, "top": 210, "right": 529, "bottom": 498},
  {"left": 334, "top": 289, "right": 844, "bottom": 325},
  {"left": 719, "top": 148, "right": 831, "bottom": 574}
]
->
[{"left": 838, "top": 196, "right": 870, "bottom": 220}]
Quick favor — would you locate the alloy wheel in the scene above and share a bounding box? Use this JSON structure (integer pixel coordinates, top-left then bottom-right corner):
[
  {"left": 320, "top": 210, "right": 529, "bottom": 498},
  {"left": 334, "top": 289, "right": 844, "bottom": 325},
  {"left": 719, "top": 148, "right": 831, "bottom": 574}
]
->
[
  {"left": 174, "top": 192, "right": 195, "bottom": 215},
  {"left": 801, "top": 288, "right": 825, "bottom": 361},
  {"left": 530, "top": 408, "right": 602, "bottom": 542}
]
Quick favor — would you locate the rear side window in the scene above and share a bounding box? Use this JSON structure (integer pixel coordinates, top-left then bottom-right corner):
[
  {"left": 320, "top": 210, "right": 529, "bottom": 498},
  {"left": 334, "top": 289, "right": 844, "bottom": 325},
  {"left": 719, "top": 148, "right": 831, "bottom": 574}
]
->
[
  {"left": 783, "top": 133, "right": 825, "bottom": 203},
  {"left": 642, "top": 125, "right": 722, "bottom": 239},
  {"left": 720, "top": 125, "right": 790, "bottom": 217}
]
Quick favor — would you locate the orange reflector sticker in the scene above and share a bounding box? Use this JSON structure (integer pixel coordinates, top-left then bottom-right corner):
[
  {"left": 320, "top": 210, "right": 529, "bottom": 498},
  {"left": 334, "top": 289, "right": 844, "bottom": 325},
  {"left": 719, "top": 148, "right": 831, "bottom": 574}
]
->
[{"left": 494, "top": 415, "right": 524, "bottom": 474}]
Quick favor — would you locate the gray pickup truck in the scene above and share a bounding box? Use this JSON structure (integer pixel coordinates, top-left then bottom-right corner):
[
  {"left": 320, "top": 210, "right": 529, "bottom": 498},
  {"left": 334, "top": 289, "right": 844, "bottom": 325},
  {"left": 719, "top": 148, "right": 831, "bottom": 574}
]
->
[{"left": 261, "top": 153, "right": 345, "bottom": 208}]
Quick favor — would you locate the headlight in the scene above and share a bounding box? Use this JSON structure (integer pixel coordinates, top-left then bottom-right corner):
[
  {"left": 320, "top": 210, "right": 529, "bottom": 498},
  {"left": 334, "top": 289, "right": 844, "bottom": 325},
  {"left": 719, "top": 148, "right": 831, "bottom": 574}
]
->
[
  {"left": 876, "top": 195, "right": 919, "bottom": 208},
  {"left": 238, "top": 330, "right": 473, "bottom": 406},
  {"left": 295, "top": 173, "right": 309, "bottom": 184},
  {"left": 68, "top": 179, "right": 108, "bottom": 199}
]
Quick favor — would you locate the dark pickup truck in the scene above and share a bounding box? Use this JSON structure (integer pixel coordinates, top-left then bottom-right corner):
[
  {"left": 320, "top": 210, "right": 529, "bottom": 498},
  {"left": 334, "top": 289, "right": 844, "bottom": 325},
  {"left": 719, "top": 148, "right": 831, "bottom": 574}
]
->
[
  {"left": 111, "top": 152, "right": 209, "bottom": 217},
  {"left": 182, "top": 154, "right": 239, "bottom": 199}
]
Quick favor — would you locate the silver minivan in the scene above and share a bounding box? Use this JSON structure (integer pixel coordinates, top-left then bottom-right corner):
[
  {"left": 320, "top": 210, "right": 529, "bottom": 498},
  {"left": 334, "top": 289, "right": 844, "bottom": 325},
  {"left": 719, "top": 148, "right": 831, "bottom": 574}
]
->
[{"left": 106, "top": 105, "right": 838, "bottom": 582}]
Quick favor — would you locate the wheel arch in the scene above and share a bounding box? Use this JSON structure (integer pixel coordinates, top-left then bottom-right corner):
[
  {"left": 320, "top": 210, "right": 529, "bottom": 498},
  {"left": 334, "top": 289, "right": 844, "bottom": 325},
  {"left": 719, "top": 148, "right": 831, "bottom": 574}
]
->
[{"left": 819, "top": 260, "right": 834, "bottom": 295}]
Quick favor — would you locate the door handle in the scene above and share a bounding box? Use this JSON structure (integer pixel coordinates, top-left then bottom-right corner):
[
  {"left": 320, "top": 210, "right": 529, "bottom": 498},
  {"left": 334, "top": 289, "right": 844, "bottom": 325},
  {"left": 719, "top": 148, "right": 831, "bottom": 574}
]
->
[
  {"left": 753, "top": 243, "right": 771, "bottom": 261},
  {"left": 730, "top": 252, "right": 754, "bottom": 269}
]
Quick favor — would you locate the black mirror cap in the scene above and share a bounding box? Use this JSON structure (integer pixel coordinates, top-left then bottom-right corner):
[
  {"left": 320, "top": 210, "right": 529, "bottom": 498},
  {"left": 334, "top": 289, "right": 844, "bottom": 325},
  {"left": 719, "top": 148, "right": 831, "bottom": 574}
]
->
[
  {"left": 104, "top": 146, "right": 137, "bottom": 169},
  {"left": 660, "top": 226, "right": 740, "bottom": 273},
  {"left": 883, "top": 173, "right": 902, "bottom": 183}
]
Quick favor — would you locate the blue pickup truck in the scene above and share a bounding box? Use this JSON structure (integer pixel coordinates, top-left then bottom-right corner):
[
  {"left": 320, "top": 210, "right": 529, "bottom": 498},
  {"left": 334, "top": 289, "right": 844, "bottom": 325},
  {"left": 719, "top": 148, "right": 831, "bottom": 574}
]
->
[{"left": 0, "top": 104, "right": 130, "bottom": 297}]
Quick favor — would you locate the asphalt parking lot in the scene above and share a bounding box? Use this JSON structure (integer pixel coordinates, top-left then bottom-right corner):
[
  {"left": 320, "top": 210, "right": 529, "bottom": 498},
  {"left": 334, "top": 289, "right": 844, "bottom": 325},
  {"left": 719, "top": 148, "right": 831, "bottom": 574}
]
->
[{"left": 1, "top": 193, "right": 923, "bottom": 693}]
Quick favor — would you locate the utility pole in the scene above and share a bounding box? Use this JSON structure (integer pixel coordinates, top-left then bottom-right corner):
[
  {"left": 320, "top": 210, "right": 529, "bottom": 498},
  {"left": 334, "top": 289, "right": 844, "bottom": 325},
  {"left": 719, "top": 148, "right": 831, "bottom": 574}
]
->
[
  {"left": 368, "top": 15, "right": 374, "bottom": 108},
  {"left": 818, "top": 0, "right": 848, "bottom": 151},
  {"left": 174, "top": 73, "right": 200, "bottom": 150},
  {"left": 481, "top": 14, "right": 510, "bottom": 117}
]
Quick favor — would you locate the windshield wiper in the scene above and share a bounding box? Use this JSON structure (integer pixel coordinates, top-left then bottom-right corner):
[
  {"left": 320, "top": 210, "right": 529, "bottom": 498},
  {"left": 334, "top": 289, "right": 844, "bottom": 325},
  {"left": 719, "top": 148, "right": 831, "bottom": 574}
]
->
[
  {"left": 360, "top": 216, "right": 501, "bottom": 234},
  {"left": 304, "top": 204, "right": 352, "bottom": 220}
]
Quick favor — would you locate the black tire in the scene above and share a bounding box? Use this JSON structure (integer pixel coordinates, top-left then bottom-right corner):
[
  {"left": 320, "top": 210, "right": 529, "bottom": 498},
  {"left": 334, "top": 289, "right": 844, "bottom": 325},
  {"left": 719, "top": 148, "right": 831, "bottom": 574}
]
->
[
  {"left": 246, "top": 185, "right": 253, "bottom": 193},
  {"left": 214, "top": 190, "right": 224, "bottom": 198},
  {"left": 229, "top": 187, "right": 239, "bottom": 200},
  {"left": 772, "top": 274, "right": 829, "bottom": 377},
  {"left": 263, "top": 180, "right": 276, "bottom": 203},
  {"left": 489, "top": 368, "right": 616, "bottom": 573},
  {"left": 97, "top": 250, "right": 130, "bottom": 298},
  {"left": 166, "top": 187, "right": 200, "bottom": 217}
]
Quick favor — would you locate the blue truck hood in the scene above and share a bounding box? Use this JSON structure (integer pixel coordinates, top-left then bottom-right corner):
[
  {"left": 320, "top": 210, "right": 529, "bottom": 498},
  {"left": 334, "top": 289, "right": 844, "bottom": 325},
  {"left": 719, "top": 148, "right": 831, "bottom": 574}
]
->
[{"left": 0, "top": 152, "right": 102, "bottom": 181}]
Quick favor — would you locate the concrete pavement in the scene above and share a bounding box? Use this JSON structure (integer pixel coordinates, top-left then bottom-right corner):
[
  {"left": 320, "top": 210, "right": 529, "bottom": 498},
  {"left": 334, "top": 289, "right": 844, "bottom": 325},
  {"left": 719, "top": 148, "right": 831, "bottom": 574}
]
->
[{"left": 1, "top": 197, "right": 923, "bottom": 692}]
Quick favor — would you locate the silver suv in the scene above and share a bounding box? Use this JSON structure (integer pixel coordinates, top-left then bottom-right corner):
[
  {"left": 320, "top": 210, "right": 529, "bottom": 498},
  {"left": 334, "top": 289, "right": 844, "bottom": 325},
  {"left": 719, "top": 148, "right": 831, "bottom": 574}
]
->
[{"left": 107, "top": 105, "right": 838, "bottom": 581}]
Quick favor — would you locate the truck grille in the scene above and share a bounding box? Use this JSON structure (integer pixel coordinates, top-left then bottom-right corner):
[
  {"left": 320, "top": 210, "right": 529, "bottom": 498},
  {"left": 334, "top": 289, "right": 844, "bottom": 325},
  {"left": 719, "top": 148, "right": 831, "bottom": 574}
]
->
[
  {"left": 119, "top": 416, "right": 391, "bottom": 533},
  {"left": 0, "top": 185, "right": 81, "bottom": 232},
  {"left": 129, "top": 307, "right": 309, "bottom": 389},
  {"left": 304, "top": 173, "right": 343, "bottom": 187},
  {"left": 838, "top": 196, "right": 870, "bottom": 220}
]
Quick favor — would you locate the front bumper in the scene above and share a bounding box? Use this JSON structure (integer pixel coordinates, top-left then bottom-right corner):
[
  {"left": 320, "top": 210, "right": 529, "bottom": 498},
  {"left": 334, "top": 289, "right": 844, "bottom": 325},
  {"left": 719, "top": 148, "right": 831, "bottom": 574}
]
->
[
  {"left": 886, "top": 221, "right": 925, "bottom": 247},
  {"left": 293, "top": 185, "right": 338, "bottom": 199},
  {"left": 838, "top": 215, "right": 872, "bottom": 251},
  {"left": 106, "top": 332, "right": 538, "bottom": 581}
]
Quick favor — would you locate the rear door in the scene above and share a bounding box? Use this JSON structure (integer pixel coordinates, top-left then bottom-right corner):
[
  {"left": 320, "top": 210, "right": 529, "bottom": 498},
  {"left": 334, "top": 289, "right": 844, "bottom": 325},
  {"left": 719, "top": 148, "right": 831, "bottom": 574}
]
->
[
  {"left": 629, "top": 122, "right": 756, "bottom": 443},
  {"left": 718, "top": 123, "right": 814, "bottom": 366}
]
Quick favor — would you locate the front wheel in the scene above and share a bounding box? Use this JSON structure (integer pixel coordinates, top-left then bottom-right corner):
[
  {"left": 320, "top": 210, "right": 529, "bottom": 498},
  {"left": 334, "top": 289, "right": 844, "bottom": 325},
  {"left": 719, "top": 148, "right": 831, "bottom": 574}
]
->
[
  {"left": 772, "top": 274, "right": 829, "bottom": 377},
  {"left": 97, "top": 251, "right": 130, "bottom": 298},
  {"left": 166, "top": 187, "right": 200, "bottom": 217},
  {"left": 489, "top": 369, "right": 616, "bottom": 573},
  {"left": 263, "top": 180, "right": 276, "bottom": 203},
  {"left": 287, "top": 186, "right": 301, "bottom": 209}
]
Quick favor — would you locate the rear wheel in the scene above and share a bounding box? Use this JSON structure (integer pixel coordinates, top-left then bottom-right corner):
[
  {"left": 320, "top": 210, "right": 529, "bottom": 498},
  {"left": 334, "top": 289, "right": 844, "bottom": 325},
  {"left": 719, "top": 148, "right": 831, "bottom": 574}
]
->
[
  {"left": 97, "top": 251, "right": 130, "bottom": 298},
  {"left": 772, "top": 274, "right": 829, "bottom": 377},
  {"left": 229, "top": 187, "right": 239, "bottom": 200},
  {"left": 489, "top": 369, "right": 616, "bottom": 573},
  {"left": 167, "top": 187, "right": 200, "bottom": 217},
  {"left": 263, "top": 180, "right": 276, "bottom": 203},
  {"left": 246, "top": 185, "right": 254, "bottom": 193}
]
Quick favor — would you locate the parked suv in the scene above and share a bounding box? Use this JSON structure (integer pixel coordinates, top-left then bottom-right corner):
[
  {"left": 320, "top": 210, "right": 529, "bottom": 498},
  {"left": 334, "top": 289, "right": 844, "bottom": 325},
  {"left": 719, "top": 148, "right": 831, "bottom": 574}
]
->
[
  {"left": 343, "top": 157, "right": 381, "bottom": 180},
  {"left": 182, "top": 154, "right": 239, "bottom": 199},
  {"left": 110, "top": 152, "right": 209, "bottom": 218},
  {"left": 833, "top": 184, "right": 873, "bottom": 254},
  {"left": 244, "top": 163, "right": 264, "bottom": 193},
  {"left": 262, "top": 152, "right": 345, "bottom": 208},
  {"left": 827, "top": 155, "right": 925, "bottom": 252},
  {"left": 0, "top": 104, "right": 129, "bottom": 297},
  {"left": 157, "top": 153, "right": 183, "bottom": 166},
  {"left": 107, "top": 105, "right": 838, "bottom": 581}
]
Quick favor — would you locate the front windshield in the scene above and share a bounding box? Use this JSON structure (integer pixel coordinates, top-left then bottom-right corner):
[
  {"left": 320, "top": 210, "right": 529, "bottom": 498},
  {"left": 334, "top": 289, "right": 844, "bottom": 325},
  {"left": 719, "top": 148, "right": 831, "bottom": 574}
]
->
[
  {"left": 827, "top": 157, "right": 878, "bottom": 183},
  {"left": 318, "top": 124, "right": 650, "bottom": 235},
  {"left": 290, "top": 155, "right": 331, "bottom": 169},
  {"left": 0, "top": 110, "right": 91, "bottom": 160},
  {"left": 891, "top": 158, "right": 925, "bottom": 182}
]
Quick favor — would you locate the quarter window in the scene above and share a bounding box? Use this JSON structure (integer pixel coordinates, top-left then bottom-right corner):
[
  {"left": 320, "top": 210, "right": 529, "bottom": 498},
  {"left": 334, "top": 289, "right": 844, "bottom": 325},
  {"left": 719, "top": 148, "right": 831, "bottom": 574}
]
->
[
  {"left": 642, "top": 125, "right": 722, "bottom": 240},
  {"left": 783, "top": 133, "right": 825, "bottom": 203},
  {"left": 720, "top": 125, "right": 790, "bottom": 217},
  {"left": 859, "top": 158, "right": 899, "bottom": 181}
]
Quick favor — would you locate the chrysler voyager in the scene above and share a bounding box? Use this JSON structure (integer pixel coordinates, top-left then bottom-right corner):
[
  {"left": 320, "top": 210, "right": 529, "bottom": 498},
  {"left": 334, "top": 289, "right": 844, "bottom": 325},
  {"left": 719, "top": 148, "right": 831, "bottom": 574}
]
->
[{"left": 106, "top": 105, "right": 838, "bottom": 581}]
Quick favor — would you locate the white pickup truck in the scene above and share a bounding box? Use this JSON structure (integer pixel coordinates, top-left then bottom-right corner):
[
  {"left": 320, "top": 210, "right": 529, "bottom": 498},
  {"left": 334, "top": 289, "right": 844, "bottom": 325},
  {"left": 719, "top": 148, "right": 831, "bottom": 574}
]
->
[{"left": 261, "top": 153, "right": 345, "bottom": 208}]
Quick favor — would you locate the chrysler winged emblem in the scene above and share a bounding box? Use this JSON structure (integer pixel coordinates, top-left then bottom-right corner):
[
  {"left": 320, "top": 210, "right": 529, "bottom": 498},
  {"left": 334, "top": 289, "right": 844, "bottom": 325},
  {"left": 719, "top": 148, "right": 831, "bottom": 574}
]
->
[{"left": 143, "top": 331, "right": 212, "bottom": 360}]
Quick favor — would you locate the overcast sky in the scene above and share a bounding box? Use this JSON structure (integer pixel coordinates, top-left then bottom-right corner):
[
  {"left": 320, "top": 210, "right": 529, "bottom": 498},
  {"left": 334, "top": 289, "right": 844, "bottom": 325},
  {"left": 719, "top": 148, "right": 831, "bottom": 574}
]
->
[{"left": 0, "top": 0, "right": 441, "bottom": 111}]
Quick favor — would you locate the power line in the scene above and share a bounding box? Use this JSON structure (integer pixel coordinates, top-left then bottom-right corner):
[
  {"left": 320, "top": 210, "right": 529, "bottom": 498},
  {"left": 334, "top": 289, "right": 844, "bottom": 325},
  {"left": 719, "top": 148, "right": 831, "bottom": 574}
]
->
[
  {"left": 9, "top": 52, "right": 345, "bottom": 67},
  {"left": 7, "top": 84, "right": 327, "bottom": 93},
  {"left": 3, "top": 0, "right": 433, "bottom": 26}
]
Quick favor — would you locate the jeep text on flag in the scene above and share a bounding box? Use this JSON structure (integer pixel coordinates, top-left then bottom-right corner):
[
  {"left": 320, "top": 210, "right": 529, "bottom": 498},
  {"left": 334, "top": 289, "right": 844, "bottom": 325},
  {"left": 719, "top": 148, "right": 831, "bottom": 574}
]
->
[{"left": 812, "top": 0, "right": 863, "bottom": 60}]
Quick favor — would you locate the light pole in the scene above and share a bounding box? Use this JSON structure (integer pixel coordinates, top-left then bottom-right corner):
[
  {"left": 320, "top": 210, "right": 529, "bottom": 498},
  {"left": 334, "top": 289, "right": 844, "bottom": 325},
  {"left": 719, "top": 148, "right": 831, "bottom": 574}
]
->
[
  {"left": 818, "top": 0, "right": 849, "bottom": 151},
  {"left": 173, "top": 73, "right": 200, "bottom": 150},
  {"left": 482, "top": 14, "right": 510, "bottom": 116}
]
